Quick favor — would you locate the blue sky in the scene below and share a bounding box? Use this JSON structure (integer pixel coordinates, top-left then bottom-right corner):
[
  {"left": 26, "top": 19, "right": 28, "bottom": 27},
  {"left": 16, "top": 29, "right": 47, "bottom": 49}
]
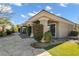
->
[{"left": 0, "top": 3, "right": 79, "bottom": 25}]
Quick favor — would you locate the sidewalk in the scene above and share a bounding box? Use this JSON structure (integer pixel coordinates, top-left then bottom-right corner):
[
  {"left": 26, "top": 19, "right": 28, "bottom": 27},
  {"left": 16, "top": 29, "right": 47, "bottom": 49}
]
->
[{"left": 37, "top": 51, "right": 51, "bottom": 56}]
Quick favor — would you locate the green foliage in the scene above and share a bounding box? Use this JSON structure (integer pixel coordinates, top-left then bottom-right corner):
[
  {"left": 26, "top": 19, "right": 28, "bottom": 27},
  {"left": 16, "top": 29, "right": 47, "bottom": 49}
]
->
[
  {"left": 68, "top": 31, "right": 79, "bottom": 36},
  {"left": 42, "top": 31, "right": 52, "bottom": 43},
  {"left": 2, "top": 31, "right": 7, "bottom": 36},
  {"left": 14, "top": 25, "right": 19, "bottom": 32},
  {"left": 0, "top": 17, "right": 13, "bottom": 37},
  {"left": 0, "top": 17, "right": 12, "bottom": 25},
  {"left": 0, "top": 32, "right": 3, "bottom": 36},
  {"left": 33, "top": 23, "right": 43, "bottom": 42},
  {"left": 27, "top": 26, "right": 32, "bottom": 36},
  {"left": 0, "top": 30, "right": 7, "bottom": 37},
  {"left": 25, "top": 26, "right": 29, "bottom": 35},
  {"left": 11, "top": 26, "right": 15, "bottom": 33}
]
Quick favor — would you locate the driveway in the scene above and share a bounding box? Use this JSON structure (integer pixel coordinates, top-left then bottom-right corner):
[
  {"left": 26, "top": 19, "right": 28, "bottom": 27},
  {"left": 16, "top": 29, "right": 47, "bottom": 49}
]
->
[{"left": 0, "top": 33, "right": 46, "bottom": 56}]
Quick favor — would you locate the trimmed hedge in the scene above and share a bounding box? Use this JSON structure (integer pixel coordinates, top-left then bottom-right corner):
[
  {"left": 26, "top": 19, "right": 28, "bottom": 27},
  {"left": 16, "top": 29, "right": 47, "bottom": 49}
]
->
[
  {"left": 32, "top": 23, "right": 43, "bottom": 42},
  {"left": 68, "top": 31, "right": 79, "bottom": 36}
]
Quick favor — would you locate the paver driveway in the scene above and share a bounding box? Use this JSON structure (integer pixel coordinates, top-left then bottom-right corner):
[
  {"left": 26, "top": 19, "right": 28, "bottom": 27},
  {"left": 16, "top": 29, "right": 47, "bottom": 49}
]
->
[{"left": 0, "top": 33, "right": 46, "bottom": 56}]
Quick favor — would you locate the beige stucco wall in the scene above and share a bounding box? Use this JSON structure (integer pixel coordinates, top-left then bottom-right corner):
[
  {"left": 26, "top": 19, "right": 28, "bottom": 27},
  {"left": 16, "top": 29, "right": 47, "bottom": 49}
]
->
[
  {"left": 58, "top": 22, "right": 74, "bottom": 38},
  {"left": 24, "top": 10, "right": 75, "bottom": 38}
]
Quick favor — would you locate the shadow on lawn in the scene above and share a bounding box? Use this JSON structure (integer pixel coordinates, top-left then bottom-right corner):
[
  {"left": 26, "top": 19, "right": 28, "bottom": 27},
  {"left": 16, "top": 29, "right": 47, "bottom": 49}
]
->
[
  {"left": 44, "top": 38, "right": 70, "bottom": 50},
  {"left": 44, "top": 43, "right": 63, "bottom": 50}
]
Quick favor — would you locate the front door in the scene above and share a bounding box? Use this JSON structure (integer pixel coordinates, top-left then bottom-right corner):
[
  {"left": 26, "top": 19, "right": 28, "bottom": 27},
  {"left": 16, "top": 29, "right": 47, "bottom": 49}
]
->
[{"left": 50, "top": 24, "right": 56, "bottom": 37}]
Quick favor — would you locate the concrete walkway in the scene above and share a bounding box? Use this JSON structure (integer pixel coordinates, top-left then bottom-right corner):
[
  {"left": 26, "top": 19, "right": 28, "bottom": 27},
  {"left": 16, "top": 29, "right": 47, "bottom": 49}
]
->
[
  {"left": 37, "top": 51, "right": 51, "bottom": 56},
  {"left": 0, "top": 33, "right": 51, "bottom": 56}
]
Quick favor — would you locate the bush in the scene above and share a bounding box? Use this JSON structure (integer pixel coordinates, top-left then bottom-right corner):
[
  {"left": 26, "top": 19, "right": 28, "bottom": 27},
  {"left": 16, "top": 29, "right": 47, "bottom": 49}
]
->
[
  {"left": 0, "top": 31, "right": 7, "bottom": 37},
  {"left": 6, "top": 29, "right": 12, "bottom": 35},
  {"left": 2, "top": 31, "right": 7, "bottom": 37},
  {"left": 27, "top": 26, "right": 32, "bottom": 36},
  {"left": 41, "top": 31, "right": 52, "bottom": 43},
  {"left": 25, "top": 26, "right": 31, "bottom": 36},
  {"left": 0, "top": 32, "right": 3, "bottom": 37},
  {"left": 0, "top": 27, "right": 5, "bottom": 37},
  {"left": 11, "top": 27, "right": 15, "bottom": 33},
  {"left": 68, "top": 31, "right": 79, "bottom": 36},
  {"left": 32, "top": 23, "right": 43, "bottom": 42}
]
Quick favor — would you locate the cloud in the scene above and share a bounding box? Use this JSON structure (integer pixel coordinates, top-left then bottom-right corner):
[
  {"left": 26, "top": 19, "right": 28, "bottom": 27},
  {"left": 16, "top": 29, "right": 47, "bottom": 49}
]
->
[
  {"left": 45, "top": 6, "right": 52, "bottom": 11},
  {"left": 28, "top": 13, "right": 36, "bottom": 16},
  {"left": 0, "top": 4, "right": 13, "bottom": 13},
  {"left": 13, "top": 3, "right": 22, "bottom": 6},
  {"left": 21, "top": 14, "right": 26, "bottom": 18},
  {"left": 50, "top": 11, "right": 54, "bottom": 13},
  {"left": 59, "top": 3, "right": 67, "bottom": 7},
  {"left": 56, "top": 13, "right": 61, "bottom": 16},
  {"left": 28, "top": 10, "right": 40, "bottom": 17}
]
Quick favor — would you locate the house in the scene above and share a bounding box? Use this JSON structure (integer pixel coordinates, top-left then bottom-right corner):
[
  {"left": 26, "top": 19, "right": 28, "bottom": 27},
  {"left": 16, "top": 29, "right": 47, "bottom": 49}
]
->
[{"left": 23, "top": 10, "right": 77, "bottom": 38}]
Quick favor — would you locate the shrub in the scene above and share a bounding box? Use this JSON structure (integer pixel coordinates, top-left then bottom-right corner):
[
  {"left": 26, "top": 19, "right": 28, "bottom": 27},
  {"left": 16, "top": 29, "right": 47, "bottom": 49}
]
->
[
  {"left": 41, "top": 31, "right": 52, "bottom": 43},
  {"left": 0, "top": 27, "right": 5, "bottom": 37},
  {"left": 13, "top": 26, "right": 18, "bottom": 33},
  {"left": 6, "top": 29, "right": 12, "bottom": 35},
  {"left": 68, "top": 31, "right": 79, "bottom": 36},
  {"left": 2, "top": 31, "right": 7, "bottom": 37},
  {"left": 25, "top": 26, "right": 30, "bottom": 36},
  {"left": 27, "top": 26, "right": 32, "bottom": 36},
  {"left": 11, "top": 27, "right": 15, "bottom": 33},
  {"left": 32, "top": 23, "right": 43, "bottom": 42},
  {"left": 0, "top": 31, "right": 2, "bottom": 36},
  {"left": 0, "top": 31, "right": 7, "bottom": 37}
]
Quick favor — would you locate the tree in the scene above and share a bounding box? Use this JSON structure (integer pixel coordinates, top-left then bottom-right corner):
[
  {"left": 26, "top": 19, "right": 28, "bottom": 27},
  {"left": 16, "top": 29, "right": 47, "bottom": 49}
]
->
[
  {"left": 0, "top": 4, "right": 14, "bottom": 26},
  {"left": 0, "top": 17, "right": 12, "bottom": 25}
]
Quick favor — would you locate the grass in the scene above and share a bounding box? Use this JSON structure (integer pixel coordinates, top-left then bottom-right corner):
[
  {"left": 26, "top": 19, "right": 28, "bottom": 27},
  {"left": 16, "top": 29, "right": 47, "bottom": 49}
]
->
[{"left": 46, "top": 40, "right": 79, "bottom": 56}]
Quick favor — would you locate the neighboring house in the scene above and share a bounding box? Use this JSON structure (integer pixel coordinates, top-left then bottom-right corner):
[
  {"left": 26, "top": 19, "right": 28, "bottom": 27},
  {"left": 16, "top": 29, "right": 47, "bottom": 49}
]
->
[{"left": 23, "top": 10, "right": 76, "bottom": 38}]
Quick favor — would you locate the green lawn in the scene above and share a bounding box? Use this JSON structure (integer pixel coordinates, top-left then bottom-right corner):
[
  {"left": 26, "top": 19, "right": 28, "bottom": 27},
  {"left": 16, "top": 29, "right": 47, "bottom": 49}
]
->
[{"left": 47, "top": 40, "right": 79, "bottom": 56}]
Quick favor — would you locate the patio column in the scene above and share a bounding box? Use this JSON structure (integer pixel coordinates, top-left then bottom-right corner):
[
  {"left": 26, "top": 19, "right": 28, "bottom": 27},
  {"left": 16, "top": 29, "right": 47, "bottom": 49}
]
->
[
  {"left": 39, "top": 18, "right": 49, "bottom": 33},
  {"left": 30, "top": 23, "right": 33, "bottom": 37}
]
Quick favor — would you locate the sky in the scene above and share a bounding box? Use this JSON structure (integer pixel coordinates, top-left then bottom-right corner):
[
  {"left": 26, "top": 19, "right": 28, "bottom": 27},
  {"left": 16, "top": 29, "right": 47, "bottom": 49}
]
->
[{"left": 0, "top": 3, "right": 79, "bottom": 25}]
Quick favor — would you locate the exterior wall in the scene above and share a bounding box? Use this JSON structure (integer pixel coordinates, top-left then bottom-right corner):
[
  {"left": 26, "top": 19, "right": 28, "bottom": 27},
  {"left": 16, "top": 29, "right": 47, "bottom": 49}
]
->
[
  {"left": 76, "top": 24, "right": 79, "bottom": 31},
  {"left": 77, "top": 24, "right": 79, "bottom": 38},
  {"left": 58, "top": 22, "right": 74, "bottom": 38},
  {"left": 55, "top": 23, "right": 59, "bottom": 38}
]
